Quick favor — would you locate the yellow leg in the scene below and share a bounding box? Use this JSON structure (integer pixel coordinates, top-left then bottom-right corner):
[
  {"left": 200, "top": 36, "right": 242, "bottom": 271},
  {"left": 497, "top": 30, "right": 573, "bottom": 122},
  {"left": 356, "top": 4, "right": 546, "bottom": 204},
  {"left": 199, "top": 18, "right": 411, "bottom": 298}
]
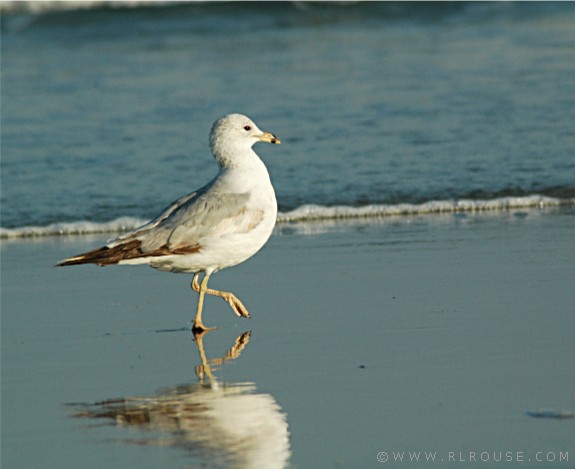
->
[
  {"left": 191, "top": 272, "right": 251, "bottom": 319},
  {"left": 191, "top": 272, "right": 216, "bottom": 332}
]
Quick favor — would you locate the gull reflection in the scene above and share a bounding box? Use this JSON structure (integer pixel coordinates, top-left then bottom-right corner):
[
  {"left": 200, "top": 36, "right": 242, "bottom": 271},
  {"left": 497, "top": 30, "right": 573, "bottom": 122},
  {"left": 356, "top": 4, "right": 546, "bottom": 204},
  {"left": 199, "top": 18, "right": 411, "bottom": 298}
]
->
[{"left": 69, "top": 331, "right": 290, "bottom": 469}]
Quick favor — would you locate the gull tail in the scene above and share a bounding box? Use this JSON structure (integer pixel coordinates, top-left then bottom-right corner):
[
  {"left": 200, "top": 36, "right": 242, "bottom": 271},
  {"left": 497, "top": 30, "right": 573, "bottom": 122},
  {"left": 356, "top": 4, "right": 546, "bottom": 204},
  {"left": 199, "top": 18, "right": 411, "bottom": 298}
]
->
[
  {"left": 56, "top": 239, "right": 201, "bottom": 267},
  {"left": 56, "top": 240, "right": 142, "bottom": 267}
]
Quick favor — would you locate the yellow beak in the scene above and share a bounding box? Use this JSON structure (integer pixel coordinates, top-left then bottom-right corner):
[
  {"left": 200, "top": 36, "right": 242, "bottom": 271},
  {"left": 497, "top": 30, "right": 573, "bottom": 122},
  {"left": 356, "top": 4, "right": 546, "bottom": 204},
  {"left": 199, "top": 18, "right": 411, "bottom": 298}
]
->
[{"left": 258, "top": 131, "right": 281, "bottom": 145}]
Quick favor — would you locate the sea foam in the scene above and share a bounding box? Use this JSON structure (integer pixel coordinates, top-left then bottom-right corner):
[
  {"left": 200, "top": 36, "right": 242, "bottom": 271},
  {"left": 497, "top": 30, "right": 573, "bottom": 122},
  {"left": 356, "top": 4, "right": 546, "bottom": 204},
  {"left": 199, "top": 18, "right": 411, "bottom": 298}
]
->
[
  {"left": 1, "top": 196, "right": 572, "bottom": 239},
  {"left": 276, "top": 195, "right": 572, "bottom": 222},
  {"left": 0, "top": 217, "right": 146, "bottom": 239},
  {"left": 0, "top": 1, "right": 172, "bottom": 14}
]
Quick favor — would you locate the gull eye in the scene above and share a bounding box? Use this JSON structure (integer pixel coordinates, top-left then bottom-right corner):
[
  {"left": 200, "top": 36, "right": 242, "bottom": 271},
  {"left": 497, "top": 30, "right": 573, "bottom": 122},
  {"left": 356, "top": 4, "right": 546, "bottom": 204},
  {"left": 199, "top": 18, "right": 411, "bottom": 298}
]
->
[{"left": 243, "top": 125, "right": 252, "bottom": 131}]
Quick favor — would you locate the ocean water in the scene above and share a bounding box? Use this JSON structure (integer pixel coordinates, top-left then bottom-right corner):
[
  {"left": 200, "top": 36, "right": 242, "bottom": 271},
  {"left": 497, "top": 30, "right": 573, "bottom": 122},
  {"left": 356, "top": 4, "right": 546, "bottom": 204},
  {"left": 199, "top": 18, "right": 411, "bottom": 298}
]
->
[
  {"left": 1, "top": 1, "right": 575, "bottom": 237},
  {"left": 2, "top": 5, "right": 575, "bottom": 468}
]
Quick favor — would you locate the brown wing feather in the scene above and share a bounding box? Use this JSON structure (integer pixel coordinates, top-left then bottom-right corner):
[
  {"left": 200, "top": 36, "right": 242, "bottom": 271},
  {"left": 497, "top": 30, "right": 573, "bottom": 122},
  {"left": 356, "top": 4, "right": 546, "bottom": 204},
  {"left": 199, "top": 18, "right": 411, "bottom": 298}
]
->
[{"left": 56, "top": 240, "right": 200, "bottom": 267}]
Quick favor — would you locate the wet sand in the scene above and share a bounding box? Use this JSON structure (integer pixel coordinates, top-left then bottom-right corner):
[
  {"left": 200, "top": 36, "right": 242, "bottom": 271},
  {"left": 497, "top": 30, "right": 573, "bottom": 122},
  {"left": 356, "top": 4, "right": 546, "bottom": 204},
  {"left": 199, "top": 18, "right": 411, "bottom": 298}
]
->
[{"left": 2, "top": 208, "right": 574, "bottom": 468}]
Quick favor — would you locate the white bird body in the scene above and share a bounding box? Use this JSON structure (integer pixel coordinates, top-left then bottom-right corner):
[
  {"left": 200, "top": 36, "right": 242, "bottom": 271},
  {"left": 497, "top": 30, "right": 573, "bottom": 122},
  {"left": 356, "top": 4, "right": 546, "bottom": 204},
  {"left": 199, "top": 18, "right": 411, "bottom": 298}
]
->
[
  {"left": 58, "top": 114, "right": 281, "bottom": 331},
  {"left": 113, "top": 154, "right": 277, "bottom": 274}
]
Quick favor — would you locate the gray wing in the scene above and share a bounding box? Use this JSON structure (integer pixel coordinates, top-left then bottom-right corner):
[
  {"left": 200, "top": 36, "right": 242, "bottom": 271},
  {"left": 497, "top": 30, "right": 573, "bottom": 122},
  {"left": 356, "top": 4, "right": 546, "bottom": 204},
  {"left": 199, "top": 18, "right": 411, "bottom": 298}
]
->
[
  {"left": 109, "top": 178, "right": 263, "bottom": 254},
  {"left": 110, "top": 183, "right": 210, "bottom": 245}
]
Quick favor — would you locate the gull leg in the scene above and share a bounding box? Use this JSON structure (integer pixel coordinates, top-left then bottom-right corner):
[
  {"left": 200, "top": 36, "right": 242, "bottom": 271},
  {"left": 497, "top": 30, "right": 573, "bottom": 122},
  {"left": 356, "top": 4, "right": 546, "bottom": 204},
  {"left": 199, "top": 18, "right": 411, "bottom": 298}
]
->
[
  {"left": 191, "top": 272, "right": 201, "bottom": 293},
  {"left": 191, "top": 272, "right": 251, "bottom": 320},
  {"left": 204, "top": 287, "right": 251, "bottom": 319},
  {"left": 191, "top": 272, "right": 216, "bottom": 332}
]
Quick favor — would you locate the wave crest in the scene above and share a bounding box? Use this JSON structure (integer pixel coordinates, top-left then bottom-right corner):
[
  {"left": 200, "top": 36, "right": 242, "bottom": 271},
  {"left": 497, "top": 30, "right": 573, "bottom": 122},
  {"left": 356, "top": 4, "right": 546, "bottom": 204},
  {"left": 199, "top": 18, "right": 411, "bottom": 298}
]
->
[
  {"left": 0, "top": 217, "right": 146, "bottom": 239},
  {"left": 277, "top": 195, "right": 572, "bottom": 222},
  {"left": 1, "top": 196, "right": 573, "bottom": 239}
]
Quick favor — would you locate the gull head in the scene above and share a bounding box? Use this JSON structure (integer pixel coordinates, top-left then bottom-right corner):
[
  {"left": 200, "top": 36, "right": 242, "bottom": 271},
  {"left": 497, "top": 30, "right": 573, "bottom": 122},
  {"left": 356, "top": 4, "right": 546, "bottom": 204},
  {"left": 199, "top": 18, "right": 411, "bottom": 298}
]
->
[{"left": 209, "top": 114, "right": 280, "bottom": 167}]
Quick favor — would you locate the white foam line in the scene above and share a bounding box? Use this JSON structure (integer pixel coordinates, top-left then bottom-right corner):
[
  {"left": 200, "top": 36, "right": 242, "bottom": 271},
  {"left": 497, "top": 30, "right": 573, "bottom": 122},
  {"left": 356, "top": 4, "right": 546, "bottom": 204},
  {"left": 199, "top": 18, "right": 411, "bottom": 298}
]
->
[
  {"left": 0, "top": 1, "right": 179, "bottom": 14},
  {"left": 1, "top": 196, "right": 573, "bottom": 239},
  {"left": 0, "top": 217, "right": 146, "bottom": 239},
  {"left": 276, "top": 195, "right": 573, "bottom": 222}
]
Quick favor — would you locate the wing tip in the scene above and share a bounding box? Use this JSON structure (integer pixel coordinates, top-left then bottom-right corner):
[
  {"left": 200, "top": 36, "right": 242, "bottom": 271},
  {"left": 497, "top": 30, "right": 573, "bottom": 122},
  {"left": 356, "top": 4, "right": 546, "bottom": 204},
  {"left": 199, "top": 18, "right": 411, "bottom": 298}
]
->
[{"left": 54, "top": 256, "right": 85, "bottom": 267}]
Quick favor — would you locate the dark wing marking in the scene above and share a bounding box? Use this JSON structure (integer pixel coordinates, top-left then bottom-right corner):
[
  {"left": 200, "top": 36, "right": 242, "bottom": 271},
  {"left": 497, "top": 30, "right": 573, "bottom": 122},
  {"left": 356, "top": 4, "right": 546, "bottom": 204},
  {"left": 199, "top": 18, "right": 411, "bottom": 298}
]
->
[{"left": 56, "top": 239, "right": 201, "bottom": 267}]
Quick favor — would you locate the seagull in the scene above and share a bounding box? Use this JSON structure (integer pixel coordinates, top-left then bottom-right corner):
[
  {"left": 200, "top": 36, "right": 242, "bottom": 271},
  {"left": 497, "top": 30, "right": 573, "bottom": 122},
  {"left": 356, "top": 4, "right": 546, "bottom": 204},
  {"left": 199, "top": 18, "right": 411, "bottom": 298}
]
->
[{"left": 57, "top": 114, "right": 281, "bottom": 332}]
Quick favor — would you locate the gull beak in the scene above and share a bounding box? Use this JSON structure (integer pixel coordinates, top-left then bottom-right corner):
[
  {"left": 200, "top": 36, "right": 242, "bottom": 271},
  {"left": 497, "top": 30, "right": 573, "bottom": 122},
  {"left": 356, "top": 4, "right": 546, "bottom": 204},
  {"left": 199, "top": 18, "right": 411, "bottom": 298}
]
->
[{"left": 258, "top": 131, "right": 281, "bottom": 145}]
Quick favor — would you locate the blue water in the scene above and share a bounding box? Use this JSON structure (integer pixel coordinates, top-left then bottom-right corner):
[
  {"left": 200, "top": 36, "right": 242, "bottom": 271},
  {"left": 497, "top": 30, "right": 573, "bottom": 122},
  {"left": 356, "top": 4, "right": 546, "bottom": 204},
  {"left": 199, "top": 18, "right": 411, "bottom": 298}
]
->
[{"left": 2, "top": 1, "right": 575, "bottom": 235}]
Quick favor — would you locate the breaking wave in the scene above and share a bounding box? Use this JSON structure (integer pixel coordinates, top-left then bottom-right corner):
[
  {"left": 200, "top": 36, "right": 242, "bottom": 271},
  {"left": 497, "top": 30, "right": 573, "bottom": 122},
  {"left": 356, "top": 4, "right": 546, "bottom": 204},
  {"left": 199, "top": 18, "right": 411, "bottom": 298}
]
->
[{"left": 1, "top": 195, "right": 572, "bottom": 239}]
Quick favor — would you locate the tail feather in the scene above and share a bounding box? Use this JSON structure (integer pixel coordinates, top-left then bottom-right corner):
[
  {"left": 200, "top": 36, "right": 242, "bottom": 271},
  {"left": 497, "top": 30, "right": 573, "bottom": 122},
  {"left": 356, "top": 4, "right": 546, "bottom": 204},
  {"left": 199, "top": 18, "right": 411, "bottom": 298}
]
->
[
  {"left": 56, "top": 239, "right": 201, "bottom": 267},
  {"left": 56, "top": 240, "right": 143, "bottom": 267}
]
